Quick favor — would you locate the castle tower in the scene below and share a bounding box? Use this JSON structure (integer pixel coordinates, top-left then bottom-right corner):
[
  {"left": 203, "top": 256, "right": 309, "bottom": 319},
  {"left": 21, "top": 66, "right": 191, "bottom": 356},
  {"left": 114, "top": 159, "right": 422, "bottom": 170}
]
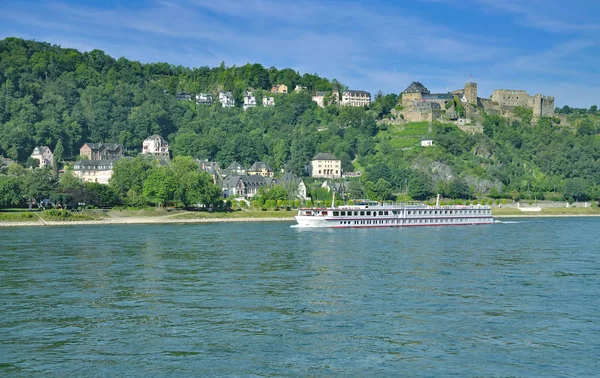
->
[{"left": 464, "top": 82, "right": 477, "bottom": 106}]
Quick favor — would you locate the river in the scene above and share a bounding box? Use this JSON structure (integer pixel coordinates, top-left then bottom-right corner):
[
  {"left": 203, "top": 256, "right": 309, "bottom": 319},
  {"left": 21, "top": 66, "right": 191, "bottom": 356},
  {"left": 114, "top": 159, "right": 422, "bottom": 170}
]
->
[{"left": 1, "top": 218, "right": 599, "bottom": 376}]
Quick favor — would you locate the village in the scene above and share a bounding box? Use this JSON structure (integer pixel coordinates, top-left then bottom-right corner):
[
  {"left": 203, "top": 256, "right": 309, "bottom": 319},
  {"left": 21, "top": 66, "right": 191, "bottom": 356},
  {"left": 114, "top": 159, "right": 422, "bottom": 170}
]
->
[
  {"left": 22, "top": 79, "right": 557, "bottom": 205},
  {"left": 27, "top": 134, "right": 350, "bottom": 204}
]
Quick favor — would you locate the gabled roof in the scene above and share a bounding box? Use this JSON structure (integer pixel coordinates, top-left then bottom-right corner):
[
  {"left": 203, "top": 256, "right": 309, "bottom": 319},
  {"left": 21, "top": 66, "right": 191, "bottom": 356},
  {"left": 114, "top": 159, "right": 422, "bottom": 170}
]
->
[
  {"left": 31, "top": 146, "right": 50, "bottom": 155},
  {"left": 312, "top": 152, "right": 339, "bottom": 161},
  {"left": 222, "top": 175, "right": 267, "bottom": 189},
  {"left": 226, "top": 161, "right": 244, "bottom": 170},
  {"left": 279, "top": 171, "right": 299, "bottom": 183},
  {"left": 144, "top": 134, "right": 168, "bottom": 143},
  {"left": 249, "top": 161, "right": 273, "bottom": 171},
  {"left": 403, "top": 82, "right": 430, "bottom": 94},
  {"left": 82, "top": 142, "right": 124, "bottom": 151}
]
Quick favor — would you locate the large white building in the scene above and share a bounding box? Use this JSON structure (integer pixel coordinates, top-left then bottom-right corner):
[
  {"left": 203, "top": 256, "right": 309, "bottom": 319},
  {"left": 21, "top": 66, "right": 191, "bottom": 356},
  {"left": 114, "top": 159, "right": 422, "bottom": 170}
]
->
[
  {"left": 341, "top": 90, "right": 371, "bottom": 107},
  {"left": 142, "top": 135, "right": 169, "bottom": 159},
  {"left": 72, "top": 160, "right": 116, "bottom": 185},
  {"left": 308, "top": 153, "right": 342, "bottom": 178}
]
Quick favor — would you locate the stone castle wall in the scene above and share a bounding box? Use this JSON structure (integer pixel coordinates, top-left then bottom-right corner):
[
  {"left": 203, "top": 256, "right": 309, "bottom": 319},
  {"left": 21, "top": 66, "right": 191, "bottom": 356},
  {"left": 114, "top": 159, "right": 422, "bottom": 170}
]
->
[
  {"left": 490, "top": 89, "right": 555, "bottom": 117},
  {"left": 402, "top": 92, "right": 422, "bottom": 106},
  {"left": 491, "top": 89, "right": 529, "bottom": 107}
]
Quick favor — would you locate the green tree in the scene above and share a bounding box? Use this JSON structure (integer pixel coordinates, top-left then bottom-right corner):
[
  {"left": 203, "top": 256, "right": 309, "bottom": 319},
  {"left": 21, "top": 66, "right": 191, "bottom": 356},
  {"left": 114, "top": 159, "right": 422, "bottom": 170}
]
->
[
  {"left": 84, "top": 182, "right": 121, "bottom": 207},
  {"left": 0, "top": 175, "right": 21, "bottom": 208},
  {"left": 22, "top": 167, "right": 57, "bottom": 203},
  {"left": 53, "top": 140, "right": 64, "bottom": 169},
  {"left": 169, "top": 156, "right": 221, "bottom": 208},
  {"left": 448, "top": 177, "right": 471, "bottom": 199},
  {"left": 110, "top": 156, "right": 154, "bottom": 198},
  {"left": 563, "top": 178, "right": 588, "bottom": 201},
  {"left": 143, "top": 165, "right": 175, "bottom": 206},
  {"left": 348, "top": 179, "right": 364, "bottom": 200},
  {"left": 365, "top": 179, "right": 393, "bottom": 201},
  {"left": 408, "top": 174, "right": 433, "bottom": 201}
]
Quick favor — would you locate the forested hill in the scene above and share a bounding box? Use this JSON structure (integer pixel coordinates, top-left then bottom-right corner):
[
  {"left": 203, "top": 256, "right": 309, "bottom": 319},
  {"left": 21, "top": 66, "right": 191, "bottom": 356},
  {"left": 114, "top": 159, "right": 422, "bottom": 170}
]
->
[{"left": 1, "top": 37, "right": 600, "bottom": 201}]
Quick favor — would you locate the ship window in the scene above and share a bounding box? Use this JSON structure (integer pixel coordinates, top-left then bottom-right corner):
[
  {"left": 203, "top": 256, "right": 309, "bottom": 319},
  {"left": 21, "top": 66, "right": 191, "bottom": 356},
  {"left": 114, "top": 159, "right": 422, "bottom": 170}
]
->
[
  {"left": 360, "top": 211, "right": 365, "bottom": 216},
  {"left": 366, "top": 211, "right": 371, "bottom": 216},
  {"left": 333, "top": 211, "right": 339, "bottom": 216}
]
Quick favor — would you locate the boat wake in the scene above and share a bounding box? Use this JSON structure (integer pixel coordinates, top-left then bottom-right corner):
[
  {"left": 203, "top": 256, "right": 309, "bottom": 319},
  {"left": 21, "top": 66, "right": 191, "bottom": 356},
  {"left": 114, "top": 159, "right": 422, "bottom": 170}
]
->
[{"left": 494, "top": 220, "right": 522, "bottom": 224}]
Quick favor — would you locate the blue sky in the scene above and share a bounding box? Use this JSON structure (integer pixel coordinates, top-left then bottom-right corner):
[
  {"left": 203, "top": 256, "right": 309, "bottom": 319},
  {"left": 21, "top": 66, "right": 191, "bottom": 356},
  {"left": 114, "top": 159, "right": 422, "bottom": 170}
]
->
[{"left": 1, "top": 0, "right": 598, "bottom": 107}]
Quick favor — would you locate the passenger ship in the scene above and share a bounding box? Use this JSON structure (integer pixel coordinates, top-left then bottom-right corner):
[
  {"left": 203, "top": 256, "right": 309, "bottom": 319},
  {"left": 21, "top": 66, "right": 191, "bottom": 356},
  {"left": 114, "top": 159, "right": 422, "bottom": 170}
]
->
[{"left": 294, "top": 196, "right": 493, "bottom": 228}]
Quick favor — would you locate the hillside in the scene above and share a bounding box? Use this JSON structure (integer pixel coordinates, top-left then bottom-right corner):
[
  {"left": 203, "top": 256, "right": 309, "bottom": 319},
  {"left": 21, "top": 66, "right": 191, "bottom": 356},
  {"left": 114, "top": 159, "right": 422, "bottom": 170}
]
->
[{"left": 1, "top": 37, "right": 600, "bottom": 203}]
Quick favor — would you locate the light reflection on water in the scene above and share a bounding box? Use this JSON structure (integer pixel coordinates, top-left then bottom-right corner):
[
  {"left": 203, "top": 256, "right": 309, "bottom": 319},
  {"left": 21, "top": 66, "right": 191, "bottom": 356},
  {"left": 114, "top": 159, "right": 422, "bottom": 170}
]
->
[{"left": 1, "top": 218, "right": 599, "bottom": 376}]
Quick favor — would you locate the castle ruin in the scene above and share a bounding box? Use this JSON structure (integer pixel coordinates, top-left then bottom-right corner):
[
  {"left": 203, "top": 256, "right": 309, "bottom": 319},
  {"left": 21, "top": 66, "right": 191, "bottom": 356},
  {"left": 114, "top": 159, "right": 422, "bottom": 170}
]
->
[{"left": 490, "top": 89, "right": 555, "bottom": 117}]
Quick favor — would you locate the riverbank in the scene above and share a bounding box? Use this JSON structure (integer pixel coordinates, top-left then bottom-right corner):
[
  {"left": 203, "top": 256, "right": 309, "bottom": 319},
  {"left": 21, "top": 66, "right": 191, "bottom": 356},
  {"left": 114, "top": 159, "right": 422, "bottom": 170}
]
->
[{"left": 1, "top": 207, "right": 599, "bottom": 227}]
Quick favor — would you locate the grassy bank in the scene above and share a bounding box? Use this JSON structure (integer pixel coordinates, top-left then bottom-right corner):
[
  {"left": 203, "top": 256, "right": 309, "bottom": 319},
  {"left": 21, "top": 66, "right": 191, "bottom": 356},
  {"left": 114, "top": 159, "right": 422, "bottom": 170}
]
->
[
  {"left": 492, "top": 207, "right": 600, "bottom": 216},
  {"left": 0, "top": 211, "right": 38, "bottom": 222}
]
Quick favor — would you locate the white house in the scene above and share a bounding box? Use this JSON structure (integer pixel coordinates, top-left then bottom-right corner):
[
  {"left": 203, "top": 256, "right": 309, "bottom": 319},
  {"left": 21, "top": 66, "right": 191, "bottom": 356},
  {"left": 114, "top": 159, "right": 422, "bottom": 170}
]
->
[
  {"left": 243, "top": 91, "right": 256, "bottom": 110},
  {"left": 195, "top": 93, "right": 213, "bottom": 105},
  {"left": 420, "top": 139, "right": 434, "bottom": 147},
  {"left": 308, "top": 153, "right": 342, "bottom": 178},
  {"left": 262, "top": 97, "right": 275, "bottom": 107},
  {"left": 219, "top": 91, "right": 235, "bottom": 108},
  {"left": 341, "top": 90, "right": 371, "bottom": 107},
  {"left": 72, "top": 159, "right": 116, "bottom": 185},
  {"left": 142, "top": 135, "right": 169, "bottom": 159},
  {"left": 30, "top": 146, "right": 54, "bottom": 168}
]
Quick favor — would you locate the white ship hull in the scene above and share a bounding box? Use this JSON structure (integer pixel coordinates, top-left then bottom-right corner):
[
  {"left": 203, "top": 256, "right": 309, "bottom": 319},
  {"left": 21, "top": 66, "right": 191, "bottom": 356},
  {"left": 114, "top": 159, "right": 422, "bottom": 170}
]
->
[{"left": 294, "top": 203, "right": 493, "bottom": 228}]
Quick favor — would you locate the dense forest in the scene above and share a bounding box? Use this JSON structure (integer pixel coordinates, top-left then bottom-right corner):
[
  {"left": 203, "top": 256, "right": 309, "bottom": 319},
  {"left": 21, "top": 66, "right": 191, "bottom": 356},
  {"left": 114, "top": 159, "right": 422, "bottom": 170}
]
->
[{"left": 1, "top": 37, "right": 600, "bottom": 207}]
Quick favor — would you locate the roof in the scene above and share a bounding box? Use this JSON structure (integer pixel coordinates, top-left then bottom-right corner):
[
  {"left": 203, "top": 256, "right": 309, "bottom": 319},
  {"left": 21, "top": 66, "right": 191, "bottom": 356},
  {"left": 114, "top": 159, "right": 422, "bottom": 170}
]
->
[
  {"left": 403, "top": 82, "right": 430, "bottom": 94},
  {"left": 222, "top": 175, "right": 267, "bottom": 189},
  {"left": 226, "top": 161, "right": 244, "bottom": 170},
  {"left": 31, "top": 146, "right": 50, "bottom": 155},
  {"left": 312, "top": 152, "right": 340, "bottom": 161},
  {"left": 82, "top": 142, "right": 124, "bottom": 151},
  {"left": 279, "top": 171, "right": 299, "bottom": 183},
  {"left": 249, "top": 161, "right": 273, "bottom": 171},
  {"left": 73, "top": 159, "right": 116, "bottom": 170},
  {"left": 343, "top": 89, "right": 370, "bottom": 96},
  {"left": 144, "top": 134, "right": 168, "bottom": 143}
]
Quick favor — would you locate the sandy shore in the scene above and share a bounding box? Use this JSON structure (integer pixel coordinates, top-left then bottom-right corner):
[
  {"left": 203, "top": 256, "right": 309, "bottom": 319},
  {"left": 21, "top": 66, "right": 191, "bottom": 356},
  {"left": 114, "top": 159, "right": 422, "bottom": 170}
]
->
[{"left": 0, "top": 216, "right": 295, "bottom": 227}]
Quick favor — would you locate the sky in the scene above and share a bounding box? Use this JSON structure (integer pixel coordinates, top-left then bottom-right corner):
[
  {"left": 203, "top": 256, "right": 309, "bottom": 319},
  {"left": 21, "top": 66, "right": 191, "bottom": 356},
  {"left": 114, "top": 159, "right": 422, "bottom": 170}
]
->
[{"left": 0, "top": 0, "right": 598, "bottom": 107}]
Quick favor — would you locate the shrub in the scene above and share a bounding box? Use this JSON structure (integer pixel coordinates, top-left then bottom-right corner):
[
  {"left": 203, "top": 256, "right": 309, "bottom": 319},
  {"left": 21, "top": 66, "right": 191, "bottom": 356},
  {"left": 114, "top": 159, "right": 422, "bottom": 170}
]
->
[{"left": 0, "top": 212, "right": 35, "bottom": 221}]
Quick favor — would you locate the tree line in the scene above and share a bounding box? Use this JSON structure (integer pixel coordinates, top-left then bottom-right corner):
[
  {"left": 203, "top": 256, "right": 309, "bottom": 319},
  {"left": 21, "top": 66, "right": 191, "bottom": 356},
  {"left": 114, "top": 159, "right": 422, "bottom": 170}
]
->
[{"left": 0, "top": 156, "right": 222, "bottom": 209}]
